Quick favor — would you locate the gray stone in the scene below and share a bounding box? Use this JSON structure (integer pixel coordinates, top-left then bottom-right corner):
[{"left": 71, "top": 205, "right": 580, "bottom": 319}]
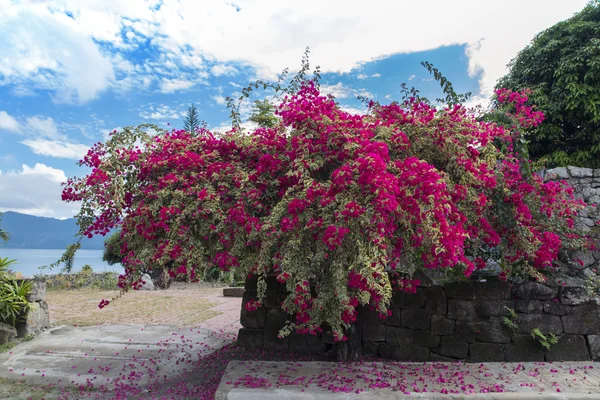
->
[
  {"left": 545, "top": 335, "right": 590, "bottom": 361},
  {"left": 454, "top": 320, "right": 478, "bottom": 343},
  {"left": 568, "top": 167, "right": 593, "bottom": 178},
  {"left": 363, "top": 341, "right": 379, "bottom": 357},
  {"left": 469, "top": 343, "right": 505, "bottom": 362},
  {"left": 513, "top": 282, "right": 557, "bottom": 300},
  {"left": 587, "top": 335, "right": 600, "bottom": 361},
  {"left": 263, "top": 309, "right": 290, "bottom": 351},
  {"left": 472, "top": 281, "right": 512, "bottom": 300},
  {"left": 423, "top": 286, "right": 447, "bottom": 315},
  {"left": 413, "top": 331, "right": 440, "bottom": 348},
  {"left": 392, "top": 289, "right": 424, "bottom": 309},
  {"left": 515, "top": 299, "right": 544, "bottom": 313},
  {"left": 23, "top": 279, "right": 46, "bottom": 302},
  {"left": 431, "top": 315, "right": 454, "bottom": 336},
  {"left": 583, "top": 268, "right": 596, "bottom": 279},
  {"left": 515, "top": 314, "right": 563, "bottom": 335},
  {"left": 448, "top": 300, "right": 476, "bottom": 320},
  {"left": 244, "top": 275, "right": 258, "bottom": 290},
  {"left": 383, "top": 308, "right": 402, "bottom": 327},
  {"left": 0, "top": 322, "right": 17, "bottom": 344},
  {"left": 571, "top": 251, "right": 595, "bottom": 269},
  {"left": 506, "top": 335, "right": 545, "bottom": 362},
  {"left": 401, "top": 309, "right": 430, "bottom": 330},
  {"left": 595, "top": 169, "right": 600, "bottom": 178},
  {"left": 137, "top": 273, "right": 154, "bottom": 290},
  {"left": 543, "top": 300, "right": 572, "bottom": 316},
  {"left": 546, "top": 167, "right": 569, "bottom": 179},
  {"left": 385, "top": 326, "right": 413, "bottom": 345},
  {"left": 16, "top": 300, "right": 49, "bottom": 337},
  {"left": 378, "top": 343, "right": 430, "bottom": 361},
  {"left": 223, "top": 287, "right": 244, "bottom": 297},
  {"left": 240, "top": 291, "right": 266, "bottom": 329},
  {"left": 560, "top": 286, "right": 590, "bottom": 305},
  {"left": 289, "top": 332, "right": 326, "bottom": 354},
  {"left": 562, "top": 302, "right": 600, "bottom": 334},
  {"left": 475, "top": 300, "right": 514, "bottom": 317},
  {"left": 589, "top": 195, "right": 600, "bottom": 204},
  {"left": 439, "top": 336, "right": 469, "bottom": 359},
  {"left": 443, "top": 283, "right": 475, "bottom": 299},
  {"left": 237, "top": 328, "right": 264, "bottom": 348},
  {"left": 362, "top": 323, "right": 386, "bottom": 341},
  {"left": 475, "top": 317, "right": 511, "bottom": 343}
]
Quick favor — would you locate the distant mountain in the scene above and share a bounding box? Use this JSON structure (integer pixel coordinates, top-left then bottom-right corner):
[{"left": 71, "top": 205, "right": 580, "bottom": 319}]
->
[{"left": 0, "top": 211, "right": 108, "bottom": 250}]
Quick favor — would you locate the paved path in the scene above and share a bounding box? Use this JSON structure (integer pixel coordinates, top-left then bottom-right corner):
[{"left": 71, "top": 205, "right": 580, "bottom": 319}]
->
[{"left": 216, "top": 360, "right": 600, "bottom": 399}]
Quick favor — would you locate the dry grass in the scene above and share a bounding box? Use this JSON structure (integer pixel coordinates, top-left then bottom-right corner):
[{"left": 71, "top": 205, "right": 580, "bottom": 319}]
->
[{"left": 46, "top": 286, "right": 222, "bottom": 327}]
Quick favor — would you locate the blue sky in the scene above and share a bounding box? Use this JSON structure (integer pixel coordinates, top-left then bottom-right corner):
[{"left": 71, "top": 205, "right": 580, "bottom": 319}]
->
[{"left": 0, "top": 0, "right": 589, "bottom": 218}]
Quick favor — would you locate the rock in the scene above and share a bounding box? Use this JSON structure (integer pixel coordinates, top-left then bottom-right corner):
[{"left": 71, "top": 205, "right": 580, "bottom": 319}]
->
[
  {"left": 475, "top": 300, "right": 514, "bottom": 317},
  {"left": 383, "top": 308, "right": 402, "bottom": 326},
  {"left": 413, "top": 331, "right": 440, "bottom": 348},
  {"left": 363, "top": 341, "right": 379, "bottom": 357},
  {"left": 595, "top": 169, "right": 600, "bottom": 178},
  {"left": 546, "top": 167, "right": 569, "bottom": 179},
  {"left": 439, "top": 336, "right": 469, "bottom": 359},
  {"left": 392, "top": 289, "right": 424, "bottom": 308},
  {"left": 568, "top": 167, "right": 593, "bottom": 178},
  {"left": 289, "top": 332, "right": 327, "bottom": 354},
  {"left": 138, "top": 274, "right": 154, "bottom": 290},
  {"left": 513, "top": 282, "right": 557, "bottom": 300},
  {"left": 515, "top": 299, "right": 543, "bottom": 313},
  {"left": 587, "top": 335, "right": 600, "bottom": 361},
  {"left": 506, "top": 335, "right": 545, "bottom": 362},
  {"left": 378, "top": 343, "right": 430, "bottom": 361},
  {"left": 571, "top": 251, "right": 595, "bottom": 269},
  {"left": 454, "top": 320, "right": 477, "bottom": 343},
  {"left": 222, "top": 287, "right": 244, "bottom": 297},
  {"left": 562, "top": 302, "right": 600, "bottom": 334},
  {"left": 447, "top": 300, "right": 476, "bottom": 320},
  {"left": 589, "top": 195, "right": 600, "bottom": 204},
  {"left": 16, "top": 300, "right": 49, "bottom": 337},
  {"left": 560, "top": 287, "right": 589, "bottom": 306},
  {"left": 423, "top": 287, "right": 447, "bottom": 315},
  {"left": 385, "top": 326, "right": 413, "bottom": 345},
  {"left": 515, "top": 314, "right": 563, "bottom": 335},
  {"left": 263, "top": 309, "right": 290, "bottom": 351},
  {"left": 402, "top": 309, "right": 431, "bottom": 330},
  {"left": 240, "top": 291, "right": 266, "bottom": 329},
  {"left": 23, "top": 279, "right": 46, "bottom": 302},
  {"left": 431, "top": 315, "right": 454, "bottom": 335},
  {"left": 545, "top": 335, "right": 590, "bottom": 361},
  {"left": 237, "top": 328, "right": 263, "bottom": 348},
  {"left": 443, "top": 283, "right": 476, "bottom": 299},
  {"left": 472, "top": 280, "right": 512, "bottom": 299},
  {"left": 0, "top": 322, "right": 17, "bottom": 344},
  {"left": 475, "top": 317, "right": 511, "bottom": 343},
  {"left": 362, "top": 323, "right": 386, "bottom": 341},
  {"left": 543, "top": 300, "right": 572, "bottom": 316},
  {"left": 469, "top": 343, "right": 505, "bottom": 362}
]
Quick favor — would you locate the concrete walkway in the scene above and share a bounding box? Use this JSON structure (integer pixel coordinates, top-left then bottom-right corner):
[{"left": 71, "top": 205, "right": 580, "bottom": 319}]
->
[
  {"left": 0, "top": 324, "right": 230, "bottom": 387},
  {"left": 216, "top": 360, "right": 600, "bottom": 399}
]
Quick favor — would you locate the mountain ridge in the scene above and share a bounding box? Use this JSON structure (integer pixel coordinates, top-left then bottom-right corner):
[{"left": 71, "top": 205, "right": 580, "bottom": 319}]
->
[{"left": 0, "top": 211, "right": 107, "bottom": 250}]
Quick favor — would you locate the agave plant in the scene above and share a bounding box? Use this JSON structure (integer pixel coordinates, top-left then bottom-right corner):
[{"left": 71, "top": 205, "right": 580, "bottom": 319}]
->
[
  {"left": 0, "top": 257, "right": 17, "bottom": 279},
  {"left": 0, "top": 259, "right": 33, "bottom": 326}
]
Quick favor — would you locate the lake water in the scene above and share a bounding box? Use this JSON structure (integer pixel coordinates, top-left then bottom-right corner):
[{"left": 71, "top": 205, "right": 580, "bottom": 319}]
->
[{"left": 0, "top": 249, "right": 124, "bottom": 277}]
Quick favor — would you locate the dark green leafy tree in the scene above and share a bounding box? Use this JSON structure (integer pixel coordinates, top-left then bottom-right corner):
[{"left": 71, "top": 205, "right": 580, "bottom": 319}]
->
[
  {"left": 496, "top": 2, "right": 600, "bottom": 168},
  {"left": 249, "top": 99, "right": 279, "bottom": 128},
  {"left": 103, "top": 231, "right": 124, "bottom": 265},
  {"left": 183, "top": 104, "right": 200, "bottom": 134},
  {"left": 0, "top": 213, "right": 8, "bottom": 243}
]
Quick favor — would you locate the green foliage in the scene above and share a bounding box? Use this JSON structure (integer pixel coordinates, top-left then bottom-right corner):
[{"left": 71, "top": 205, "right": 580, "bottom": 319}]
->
[
  {"left": 249, "top": 99, "right": 279, "bottom": 128},
  {"left": 81, "top": 264, "right": 93, "bottom": 274},
  {"left": 0, "top": 257, "right": 17, "bottom": 279},
  {"left": 183, "top": 104, "right": 200, "bottom": 134},
  {"left": 0, "top": 212, "right": 9, "bottom": 243},
  {"left": 531, "top": 328, "right": 559, "bottom": 350},
  {"left": 0, "top": 278, "right": 33, "bottom": 326},
  {"left": 42, "top": 242, "right": 81, "bottom": 273},
  {"left": 502, "top": 306, "right": 520, "bottom": 337},
  {"left": 420, "top": 61, "right": 472, "bottom": 106},
  {"left": 496, "top": 2, "right": 600, "bottom": 168},
  {"left": 103, "top": 231, "right": 124, "bottom": 265},
  {"left": 44, "top": 271, "right": 119, "bottom": 291}
]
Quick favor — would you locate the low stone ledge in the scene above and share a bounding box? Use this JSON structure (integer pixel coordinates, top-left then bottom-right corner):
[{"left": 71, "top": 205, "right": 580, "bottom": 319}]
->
[{"left": 222, "top": 287, "right": 244, "bottom": 297}]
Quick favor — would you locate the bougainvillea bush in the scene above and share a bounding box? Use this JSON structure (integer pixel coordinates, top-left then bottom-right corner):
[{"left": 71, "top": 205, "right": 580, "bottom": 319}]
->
[{"left": 62, "top": 79, "right": 589, "bottom": 342}]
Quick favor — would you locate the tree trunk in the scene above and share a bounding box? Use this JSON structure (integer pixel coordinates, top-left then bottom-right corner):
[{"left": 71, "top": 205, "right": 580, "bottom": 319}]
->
[{"left": 332, "top": 322, "right": 363, "bottom": 361}]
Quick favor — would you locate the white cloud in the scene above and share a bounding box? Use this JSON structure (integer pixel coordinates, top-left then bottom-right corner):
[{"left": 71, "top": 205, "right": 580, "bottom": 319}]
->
[
  {"left": 371, "top": 73, "right": 381, "bottom": 78},
  {"left": 0, "top": 3, "right": 115, "bottom": 104},
  {"left": 212, "top": 95, "right": 227, "bottom": 105},
  {"left": 357, "top": 73, "right": 381, "bottom": 79},
  {"left": 211, "top": 64, "right": 238, "bottom": 76},
  {"left": 408, "top": 75, "right": 416, "bottom": 81},
  {"left": 0, "top": 111, "right": 20, "bottom": 132},
  {"left": 0, "top": 163, "right": 78, "bottom": 218},
  {"left": 25, "top": 116, "right": 64, "bottom": 140},
  {"left": 159, "top": 78, "right": 195, "bottom": 93},
  {"left": 321, "top": 82, "right": 373, "bottom": 100},
  {"left": 139, "top": 104, "right": 184, "bottom": 120},
  {"left": 21, "top": 138, "right": 89, "bottom": 160}
]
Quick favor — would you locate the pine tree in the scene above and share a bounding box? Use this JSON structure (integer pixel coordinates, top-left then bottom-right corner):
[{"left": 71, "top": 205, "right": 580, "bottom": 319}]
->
[
  {"left": 183, "top": 104, "right": 200, "bottom": 134},
  {"left": 249, "top": 99, "right": 278, "bottom": 128}
]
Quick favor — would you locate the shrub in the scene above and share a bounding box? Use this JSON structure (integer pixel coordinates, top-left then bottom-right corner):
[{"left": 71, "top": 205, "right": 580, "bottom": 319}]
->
[{"left": 62, "top": 70, "right": 589, "bottom": 340}]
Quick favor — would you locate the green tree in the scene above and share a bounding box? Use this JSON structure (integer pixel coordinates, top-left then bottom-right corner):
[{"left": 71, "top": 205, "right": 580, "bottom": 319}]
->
[
  {"left": 496, "top": 2, "right": 600, "bottom": 168},
  {"left": 0, "top": 213, "right": 8, "bottom": 243},
  {"left": 103, "top": 231, "right": 124, "bottom": 265},
  {"left": 183, "top": 104, "right": 200, "bottom": 134},
  {"left": 249, "top": 99, "right": 279, "bottom": 128}
]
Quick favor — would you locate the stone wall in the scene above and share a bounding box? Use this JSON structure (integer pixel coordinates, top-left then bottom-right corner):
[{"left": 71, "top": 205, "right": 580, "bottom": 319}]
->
[
  {"left": 15, "top": 278, "right": 50, "bottom": 337},
  {"left": 239, "top": 277, "right": 600, "bottom": 362}
]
